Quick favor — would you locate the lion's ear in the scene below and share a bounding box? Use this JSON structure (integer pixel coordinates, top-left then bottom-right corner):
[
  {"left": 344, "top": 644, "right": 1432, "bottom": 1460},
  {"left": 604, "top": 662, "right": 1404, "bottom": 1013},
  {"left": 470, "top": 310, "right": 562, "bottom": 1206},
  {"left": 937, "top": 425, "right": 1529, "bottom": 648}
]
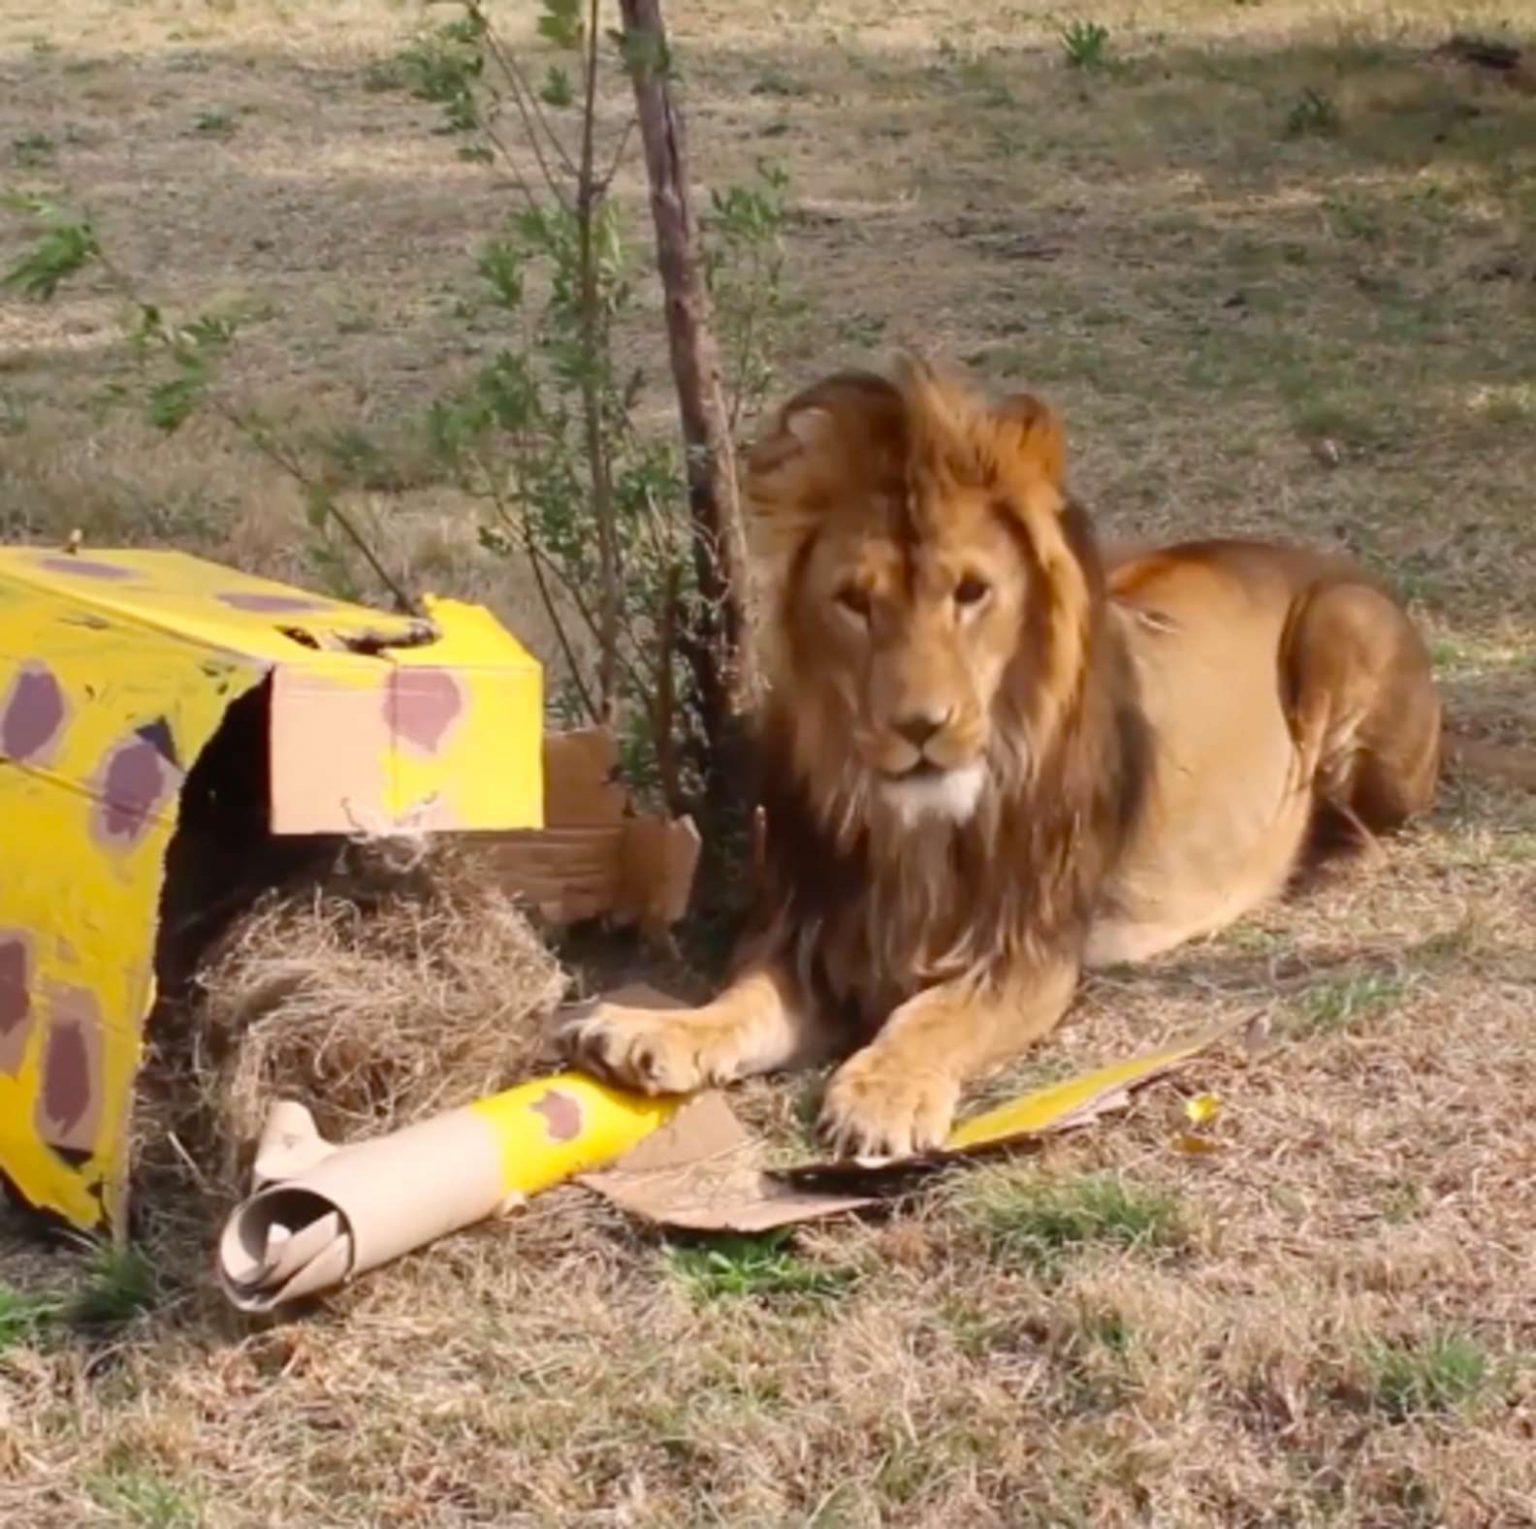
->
[
  {"left": 745, "top": 371, "right": 904, "bottom": 526},
  {"left": 745, "top": 401, "right": 837, "bottom": 484},
  {"left": 994, "top": 392, "right": 1066, "bottom": 489}
]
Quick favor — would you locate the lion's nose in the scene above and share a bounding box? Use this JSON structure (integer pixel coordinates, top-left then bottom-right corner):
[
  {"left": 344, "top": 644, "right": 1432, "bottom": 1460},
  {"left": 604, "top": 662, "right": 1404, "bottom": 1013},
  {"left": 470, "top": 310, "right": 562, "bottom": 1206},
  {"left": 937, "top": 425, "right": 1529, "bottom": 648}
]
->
[{"left": 893, "top": 708, "right": 951, "bottom": 748}]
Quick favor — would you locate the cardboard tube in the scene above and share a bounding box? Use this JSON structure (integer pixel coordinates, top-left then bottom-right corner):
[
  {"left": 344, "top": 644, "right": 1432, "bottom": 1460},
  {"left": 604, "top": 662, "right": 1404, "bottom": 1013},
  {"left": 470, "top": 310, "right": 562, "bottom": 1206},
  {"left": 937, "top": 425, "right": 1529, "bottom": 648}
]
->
[{"left": 217, "top": 1074, "right": 679, "bottom": 1312}]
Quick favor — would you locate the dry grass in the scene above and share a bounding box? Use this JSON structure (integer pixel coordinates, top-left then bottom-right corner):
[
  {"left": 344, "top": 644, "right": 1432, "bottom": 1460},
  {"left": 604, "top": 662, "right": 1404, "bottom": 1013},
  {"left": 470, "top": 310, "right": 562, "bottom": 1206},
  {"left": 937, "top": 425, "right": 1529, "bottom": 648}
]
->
[
  {"left": 146, "top": 842, "right": 567, "bottom": 1204},
  {"left": 3, "top": 0, "right": 1536, "bottom": 1524}
]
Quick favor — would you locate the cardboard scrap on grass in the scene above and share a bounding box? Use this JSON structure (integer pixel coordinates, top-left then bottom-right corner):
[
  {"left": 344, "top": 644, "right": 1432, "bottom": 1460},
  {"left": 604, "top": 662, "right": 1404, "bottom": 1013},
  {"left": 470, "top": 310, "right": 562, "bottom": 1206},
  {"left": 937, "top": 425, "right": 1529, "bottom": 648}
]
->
[
  {"left": 579, "top": 1008, "right": 1249, "bottom": 1232},
  {"left": 216, "top": 985, "right": 1247, "bottom": 1308},
  {"left": 579, "top": 1092, "right": 883, "bottom": 1233}
]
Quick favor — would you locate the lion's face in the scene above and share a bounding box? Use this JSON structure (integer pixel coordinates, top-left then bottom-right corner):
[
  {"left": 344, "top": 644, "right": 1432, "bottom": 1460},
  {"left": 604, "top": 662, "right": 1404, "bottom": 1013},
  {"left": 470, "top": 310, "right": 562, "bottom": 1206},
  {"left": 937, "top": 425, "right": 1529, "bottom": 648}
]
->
[
  {"left": 792, "top": 479, "right": 1029, "bottom": 823},
  {"left": 748, "top": 362, "right": 1086, "bottom": 829}
]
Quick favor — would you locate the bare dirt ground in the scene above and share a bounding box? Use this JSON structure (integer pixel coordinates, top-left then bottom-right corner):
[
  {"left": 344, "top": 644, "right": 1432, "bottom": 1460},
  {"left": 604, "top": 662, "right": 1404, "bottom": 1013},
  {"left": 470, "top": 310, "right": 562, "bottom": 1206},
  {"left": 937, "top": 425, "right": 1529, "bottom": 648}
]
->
[{"left": 2, "top": 1, "right": 1534, "bottom": 1524}]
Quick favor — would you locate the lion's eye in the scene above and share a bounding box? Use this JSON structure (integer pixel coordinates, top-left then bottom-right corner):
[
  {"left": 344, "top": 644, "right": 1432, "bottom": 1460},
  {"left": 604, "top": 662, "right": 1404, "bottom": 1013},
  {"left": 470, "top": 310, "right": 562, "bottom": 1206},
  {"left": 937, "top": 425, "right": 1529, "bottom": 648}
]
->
[
  {"left": 835, "top": 586, "right": 871, "bottom": 621},
  {"left": 954, "top": 575, "right": 990, "bottom": 608}
]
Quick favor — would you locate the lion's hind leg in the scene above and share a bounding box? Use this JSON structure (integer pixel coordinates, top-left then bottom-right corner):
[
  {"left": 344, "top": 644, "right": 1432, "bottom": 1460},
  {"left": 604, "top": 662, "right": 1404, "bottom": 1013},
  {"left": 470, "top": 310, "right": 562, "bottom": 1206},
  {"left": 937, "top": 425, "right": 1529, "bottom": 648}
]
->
[{"left": 1283, "top": 578, "right": 1442, "bottom": 863}]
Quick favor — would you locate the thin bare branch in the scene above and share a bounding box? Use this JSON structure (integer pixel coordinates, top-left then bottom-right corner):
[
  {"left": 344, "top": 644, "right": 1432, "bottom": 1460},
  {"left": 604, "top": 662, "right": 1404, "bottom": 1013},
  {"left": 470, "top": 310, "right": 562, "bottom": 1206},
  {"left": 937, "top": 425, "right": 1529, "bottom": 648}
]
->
[
  {"left": 620, "top": 0, "right": 759, "bottom": 804},
  {"left": 476, "top": 452, "right": 599, "bottom": 723},
  {"left": 466, "top": 0, "right": 581, "bottom": 209},
  {"left": 597, "top": 114, "right": 638, "bottom": 194},
  {"left": 474, "top": 103, "right": 547, "bottom": 216},
  {"left": 574, "top": 0, "right": 621, "bottom": 720},
  {"left": 480, "top": 21, "right": 581, "bottom": 187},
  {"left": 87, "top": 240, "right": 421, "bottom": 614},
  {"left": 479, "top": 439, "right": 655, "bottom": 709}
]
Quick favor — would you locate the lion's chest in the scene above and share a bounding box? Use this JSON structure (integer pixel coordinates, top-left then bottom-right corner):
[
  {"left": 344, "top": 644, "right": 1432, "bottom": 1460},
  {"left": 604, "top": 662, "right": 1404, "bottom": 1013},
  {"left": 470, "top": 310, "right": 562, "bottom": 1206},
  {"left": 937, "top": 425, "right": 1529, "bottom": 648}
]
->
[{"left": 810, "top": 846, "right": 984, "bottom": 1027}]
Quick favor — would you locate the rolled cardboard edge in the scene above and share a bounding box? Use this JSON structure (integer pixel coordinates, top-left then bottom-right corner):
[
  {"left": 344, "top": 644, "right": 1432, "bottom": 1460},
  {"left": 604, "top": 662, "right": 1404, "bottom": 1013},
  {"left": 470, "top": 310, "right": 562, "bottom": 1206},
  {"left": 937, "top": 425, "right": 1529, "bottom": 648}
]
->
[
  {"left": 217, "top": 1106, "right": 505, "bottom": 1313},
  {"left": 250, "top": 1099, "right": 336, "bottom": 1189},
  {"left": 216, "top": 1069, "right": 682, "bottom": 1314}
]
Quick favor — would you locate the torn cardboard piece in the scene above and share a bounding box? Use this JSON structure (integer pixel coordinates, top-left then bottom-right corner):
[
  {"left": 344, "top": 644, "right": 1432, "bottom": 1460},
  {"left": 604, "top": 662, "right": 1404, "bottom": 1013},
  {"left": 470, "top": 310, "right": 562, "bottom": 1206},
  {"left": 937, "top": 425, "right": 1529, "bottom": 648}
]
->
[
  {"left": 217, "top": 982, "right": 687, "bottom": 1311},
  {"left": 943, "top": 1015, "right": 1245, "bottom": 1152},
  {"left": 580, "top": 1014, "right": 1248, "bottom": 1232},
  {"left": 217, "top": 1072, "right": 680, "bottom": 1313},
  {"left": 579, "top": 1093, "right": 883, "bottom": 1233}
]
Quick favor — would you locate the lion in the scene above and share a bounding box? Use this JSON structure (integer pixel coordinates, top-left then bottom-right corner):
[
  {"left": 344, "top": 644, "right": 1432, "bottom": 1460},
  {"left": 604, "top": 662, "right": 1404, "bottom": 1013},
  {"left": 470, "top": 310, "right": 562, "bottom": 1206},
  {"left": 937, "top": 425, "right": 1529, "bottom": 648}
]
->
[{"left": 563, "top": 358, "right": 1442, "bottom": 1158}]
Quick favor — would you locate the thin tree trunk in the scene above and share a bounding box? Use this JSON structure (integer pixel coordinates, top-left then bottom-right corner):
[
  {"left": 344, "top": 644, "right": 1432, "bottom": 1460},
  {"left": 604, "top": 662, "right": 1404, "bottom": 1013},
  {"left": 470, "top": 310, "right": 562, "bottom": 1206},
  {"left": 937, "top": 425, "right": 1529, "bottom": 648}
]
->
[
  {"left": 578, "top": 0, "right": 619, "bottom": 721},
  {"left": 619, "top": 0, "right": 759, "bottom": 798}
]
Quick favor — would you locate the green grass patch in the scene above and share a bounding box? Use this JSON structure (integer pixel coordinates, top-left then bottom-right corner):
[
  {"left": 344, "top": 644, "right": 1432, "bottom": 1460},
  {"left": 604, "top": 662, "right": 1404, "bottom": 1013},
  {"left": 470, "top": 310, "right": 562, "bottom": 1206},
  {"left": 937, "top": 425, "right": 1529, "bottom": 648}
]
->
[
  {"left": 192, "top": 108, "right": 237, "bottom": 139},
  {"left": 87, "top": 1464, "right": 201, "bottom": 1528},
  {"left": 1079, "top": 1305, "right": 1133, "bottom": 1357},
  {"left": 968, "top": 1172, "right": 1184, "bottom": 1276},
  {"left": 11, "top": 130, "right": 56, "bottom": 167},
  {"left": 666, "top": 1231, "right": 855, "bottom": 1302},
  {"left": 1291, "top": 971, "right": 1406, "bottom": 1035},
  {"left": 1362, "top": 1331, "right": 1499, "bottom": 1421},
  {"left": 0, "top": 1244, "right": 158, "bottom": 1351},
  {"left": 69, "top": 1243, "right": 159, "bottom": 1332},
  {"left": 0, "top": 1282, "right": 63, "bottom": 1351},
  {"left": 1289, "top": 395, "right": 1394, "bottom": 452},
  {"left": 1060, "top": 21, "right": 1112, "bottom": 74}
]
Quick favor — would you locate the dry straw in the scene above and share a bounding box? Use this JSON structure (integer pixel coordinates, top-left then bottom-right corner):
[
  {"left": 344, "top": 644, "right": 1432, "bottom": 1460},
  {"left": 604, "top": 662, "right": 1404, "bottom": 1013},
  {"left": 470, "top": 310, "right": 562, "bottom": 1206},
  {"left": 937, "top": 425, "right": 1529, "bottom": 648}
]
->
[{"left": 144, "top": 841, "right": 568, "bottom": 1203}]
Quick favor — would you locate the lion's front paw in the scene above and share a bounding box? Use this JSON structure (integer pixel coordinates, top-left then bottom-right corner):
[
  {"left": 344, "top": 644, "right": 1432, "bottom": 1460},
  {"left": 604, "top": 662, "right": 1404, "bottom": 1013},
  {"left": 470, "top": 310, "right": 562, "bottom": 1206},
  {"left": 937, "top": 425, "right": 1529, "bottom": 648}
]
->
[
  {"left": 818, "top": 1050, "right": 960, "bottom": 1161},
  {"left": 560, "top": 1003, "right": 749, "bottom": 1095}
]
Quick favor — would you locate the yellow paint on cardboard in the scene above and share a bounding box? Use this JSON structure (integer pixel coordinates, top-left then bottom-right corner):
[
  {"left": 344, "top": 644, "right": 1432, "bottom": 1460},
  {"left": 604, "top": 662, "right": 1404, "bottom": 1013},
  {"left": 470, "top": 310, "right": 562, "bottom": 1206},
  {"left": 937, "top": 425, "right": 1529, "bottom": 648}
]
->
[
  {"left": 0, "top": 578, "right": 267, "bottom": 1226},
  {"left": 390, "top": 598, "right": 543, "bottom": 832},
  {"left": 945, "top": 1032, "right": 1229, "bottom": 1151},
  {"left": 0, "top": 547, "right": 424, "bottom": 663},
  {"left": 469, "top": 1074, "right": 681, "bottom": 1197}
]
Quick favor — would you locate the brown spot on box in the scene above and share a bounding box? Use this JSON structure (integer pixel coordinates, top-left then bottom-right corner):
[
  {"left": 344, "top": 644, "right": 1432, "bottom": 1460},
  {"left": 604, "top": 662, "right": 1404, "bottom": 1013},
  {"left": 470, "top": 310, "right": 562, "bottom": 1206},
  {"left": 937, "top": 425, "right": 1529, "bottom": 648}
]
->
[
  {"left": 389, "top": 669, "right": 464, "bottom": 753},
  {"left": 35, "top": 985, "right": 103, "bottom": 1153},
  {"left": 531, "top": 1089, "right": 582, "bottom": 1142},
  {"left": 37, "top": 557, "right": 135, "bottom": 581},
  {"left": 217, "top": 591, "right": 331, "bottom": 614},
  {"left": 94, "top": 734, "right": 176, "bottom": 848},
  {"left": 0, "top": 935, "right": 32, "bottom": 1075},
  {"left": 1, "top": 662, "right": 67, "bottom": 762}
]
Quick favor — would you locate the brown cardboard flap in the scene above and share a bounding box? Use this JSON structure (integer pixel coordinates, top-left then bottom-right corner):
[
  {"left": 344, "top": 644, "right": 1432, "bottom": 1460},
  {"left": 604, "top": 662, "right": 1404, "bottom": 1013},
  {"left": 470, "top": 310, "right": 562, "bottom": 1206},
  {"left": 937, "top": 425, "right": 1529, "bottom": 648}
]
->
[
  {"left": 491, "top": 729, "right": 699, "bottom": 928},
  {"left": 579, "top": 1093, "right": 881, "bottom": 1232}
]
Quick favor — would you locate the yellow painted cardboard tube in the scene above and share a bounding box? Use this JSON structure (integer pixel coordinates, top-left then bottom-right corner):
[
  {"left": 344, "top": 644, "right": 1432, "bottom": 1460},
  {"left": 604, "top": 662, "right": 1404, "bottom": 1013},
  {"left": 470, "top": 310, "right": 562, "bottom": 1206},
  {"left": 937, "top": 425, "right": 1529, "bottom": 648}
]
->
[{"left": 216, "top": 1074, "right": 679, "bottom": 1313}]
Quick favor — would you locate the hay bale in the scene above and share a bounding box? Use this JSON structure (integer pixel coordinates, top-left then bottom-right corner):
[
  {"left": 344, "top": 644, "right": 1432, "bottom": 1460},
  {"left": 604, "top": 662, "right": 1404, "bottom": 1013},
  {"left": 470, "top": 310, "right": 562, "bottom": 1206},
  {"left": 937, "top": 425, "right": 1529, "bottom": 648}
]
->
[{"left": 150, "top": 841, "right": 568, "bottom": 1201}]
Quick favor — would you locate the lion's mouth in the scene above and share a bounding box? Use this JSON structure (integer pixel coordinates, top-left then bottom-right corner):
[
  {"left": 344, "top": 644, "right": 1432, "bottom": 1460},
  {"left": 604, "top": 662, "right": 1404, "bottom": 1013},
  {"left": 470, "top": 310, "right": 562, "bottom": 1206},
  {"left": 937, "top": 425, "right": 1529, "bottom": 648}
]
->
[
  {"left": 887, "top": 758, "right": 948, "bottom": 782},
  {"left": 875, "top": 757, "right": 988, "bottom": 825}
]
